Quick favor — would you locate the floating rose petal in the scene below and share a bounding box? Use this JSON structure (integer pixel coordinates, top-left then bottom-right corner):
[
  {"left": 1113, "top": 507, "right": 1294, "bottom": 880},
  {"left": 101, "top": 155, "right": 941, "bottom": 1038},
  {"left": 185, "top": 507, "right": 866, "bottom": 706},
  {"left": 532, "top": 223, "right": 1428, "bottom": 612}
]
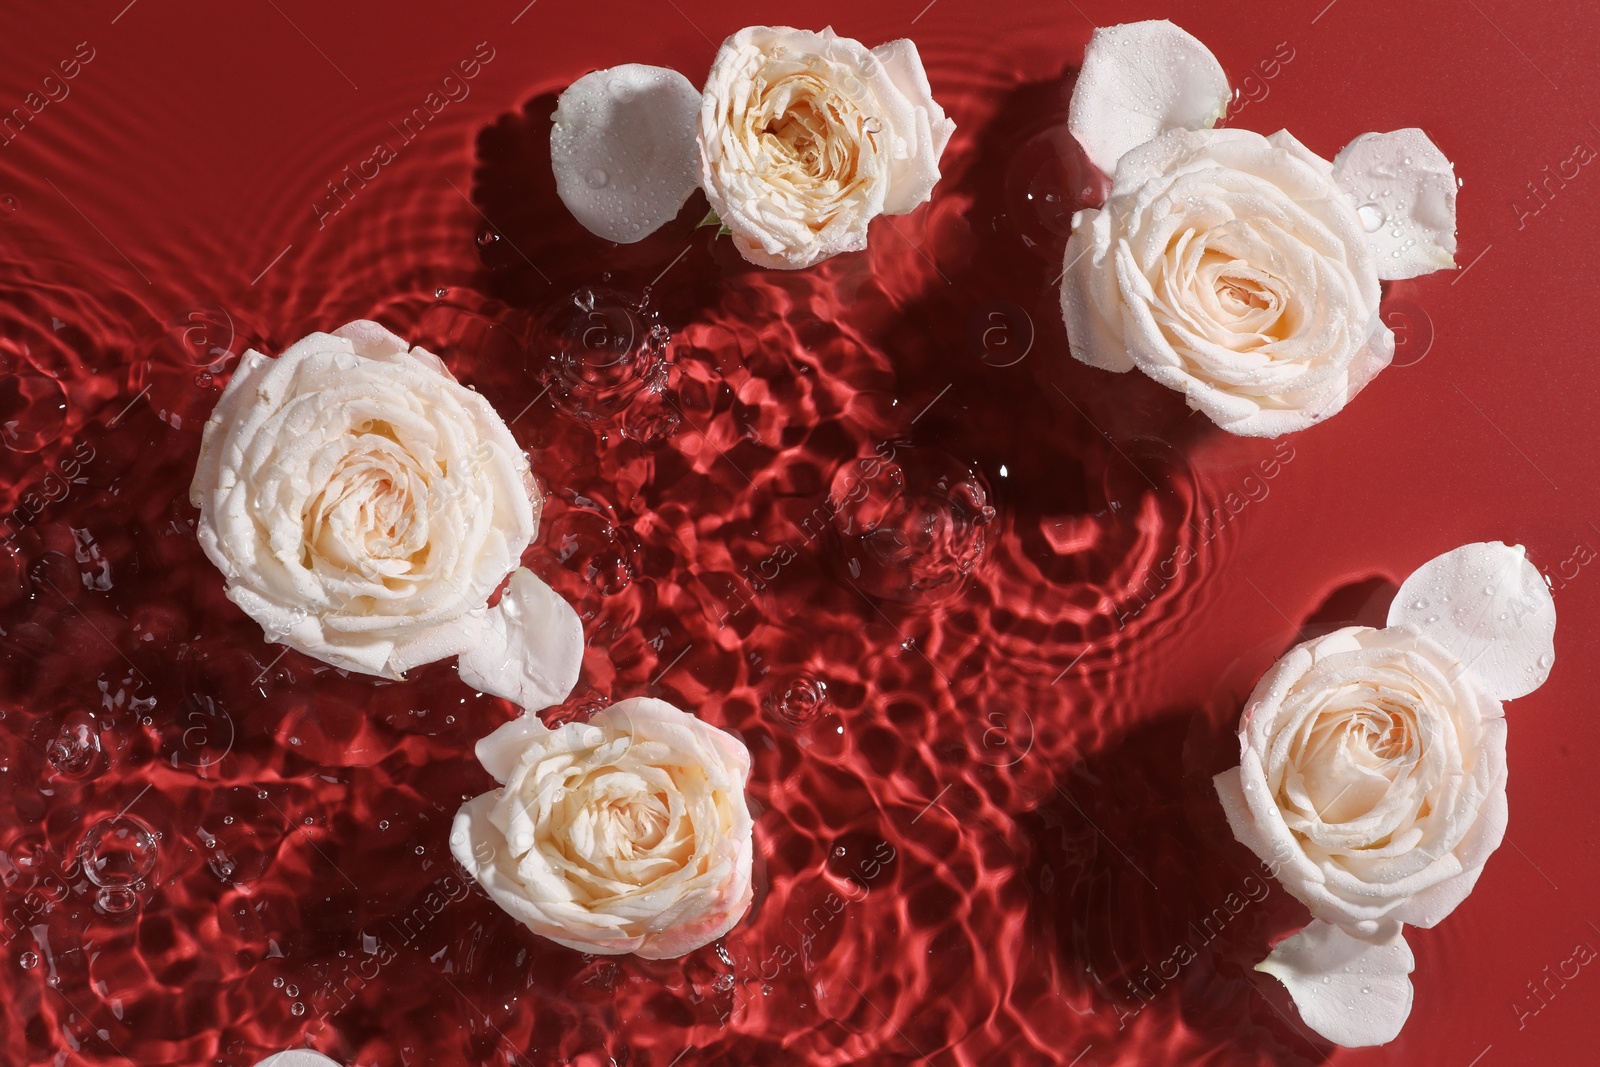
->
[
  {"left": 1333, "top": 128, "right": 1458, "bottom": 281},
  {"left": 1067, "top": 20, "right": 1230, "bottom": 178},
  {"left": 1387, "top": 541, "right": 1556, "bottom": 699},
  {"left": 1256, "top": 920, "right": 1415, "bottom": 1048},
  {"left": 550, "top": 64, "right": 702, "bottom": 244},
  {"left": 457, "top": 568, "right": 584, "bottom": 713}
]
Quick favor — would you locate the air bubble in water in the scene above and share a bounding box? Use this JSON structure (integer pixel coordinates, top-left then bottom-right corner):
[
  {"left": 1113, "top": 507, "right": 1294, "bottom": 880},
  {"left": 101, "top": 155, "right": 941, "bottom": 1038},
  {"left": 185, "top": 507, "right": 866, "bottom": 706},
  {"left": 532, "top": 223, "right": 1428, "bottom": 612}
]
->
[
  {"left": 829, "top": 444, "right": 996, "bottom": 604},
  {"left": 95, "top": 885, "right": 139, "bottom": 914},
  {"left": 80, "top": 815, "right": 159, "bottom": 887},
  {"left": 46, "top": 715, "right": 102, "bottom": 779}
]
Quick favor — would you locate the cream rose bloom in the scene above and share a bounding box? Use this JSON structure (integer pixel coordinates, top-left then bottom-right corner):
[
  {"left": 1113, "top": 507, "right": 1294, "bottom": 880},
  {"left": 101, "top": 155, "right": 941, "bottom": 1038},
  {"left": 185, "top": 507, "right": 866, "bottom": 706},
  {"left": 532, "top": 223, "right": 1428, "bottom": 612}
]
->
[
  {"left": 450, "top": 698, "right": 755, "bottom": 958},
  {"left": 1217, "top": 625, "right": 1506, "bottom": 932},
  {"left": 697, "top": 26, "right": 954, "bottom": 269},
  {"left": 1061, "top": 20, "right": 1457, "bottom": 437},
  {"left": 1214, "top": 542, "right": 1555, "bottom": 1046},
  {"left": 1062, "top": 127, "right": 1392, "bottom": 437},
  {"left": 549, "top": 26, "right": 953, "bottom": 267},
  {"left": 190, "top": 321, "right": 581, "bottom": 706}
]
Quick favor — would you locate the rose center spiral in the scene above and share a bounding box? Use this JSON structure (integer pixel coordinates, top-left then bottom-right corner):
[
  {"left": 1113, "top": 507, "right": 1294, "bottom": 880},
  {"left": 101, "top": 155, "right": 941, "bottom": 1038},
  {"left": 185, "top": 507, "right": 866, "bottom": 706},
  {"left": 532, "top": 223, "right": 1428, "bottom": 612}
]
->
[
  {"left": 303, "top": 421, "right": 431, "bottom": 577},
  {"left": 755, "top": 70, "right": 868, "bottom": 187}
]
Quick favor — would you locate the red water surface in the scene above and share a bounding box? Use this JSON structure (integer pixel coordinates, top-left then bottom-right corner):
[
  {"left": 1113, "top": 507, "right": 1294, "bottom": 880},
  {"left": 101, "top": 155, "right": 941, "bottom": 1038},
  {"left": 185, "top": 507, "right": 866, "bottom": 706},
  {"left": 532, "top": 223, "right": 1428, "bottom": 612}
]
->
[{"left": 2, "top": 1, "right": 1598, "bottom": 1065}]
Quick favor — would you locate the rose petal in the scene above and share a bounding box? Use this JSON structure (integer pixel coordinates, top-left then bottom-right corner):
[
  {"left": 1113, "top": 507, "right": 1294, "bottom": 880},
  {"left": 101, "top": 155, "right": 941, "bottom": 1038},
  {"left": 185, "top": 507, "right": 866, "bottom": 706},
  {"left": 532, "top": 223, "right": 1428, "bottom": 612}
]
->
[
  {"left": 1389, "top": 764, "right": 1508, "bottom": 927},
  {"left": 457, "top": 568, "right": 584, "bottom": 713},
  {"left": 1387, "top": 541, "right": 1556, "bottom": 699},
  {"left": 389, "top": 612, "right": 487, "bottom": 678},
  {"left": 550, "top": 64, "right": 702, "bottom": 244},
  {"left": 870, "top": 38, "right": 957, "bottom": 214},
  {"left": 1067, "top": 20, "right": 1230, "bottom": 177},
  {"left": 330, "top": 319, "right": 410, "bottom": 359},
  {"left": 252, "top": 1054, "right": 344, "bottom": 1067},
  {"left": 450, "top": 791, "right": 650, "bottom": 956},
  {"left": 1202, "top": 316, "right": 1394, "bottom": 439},
  {"left": 474, "top": 711, "right": 556, "bottom": 785},
  {"left": 1214, "top": 766, "right": 1271, "bottom": 855},
  {"left": 1256, "top": 920, "right": 1415, "bottom": 1048},
  {"left": 1332, "top": 129, "right": 1457, "bottom": 281},
  {"left": 1060, "top": 206, "right": 1138, "bottom": 373}
]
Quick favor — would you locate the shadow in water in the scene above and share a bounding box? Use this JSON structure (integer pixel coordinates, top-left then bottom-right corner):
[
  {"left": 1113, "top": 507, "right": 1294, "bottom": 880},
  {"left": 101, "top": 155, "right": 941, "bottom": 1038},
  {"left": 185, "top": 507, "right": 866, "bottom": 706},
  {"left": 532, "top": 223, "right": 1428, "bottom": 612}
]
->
[{"left": 1018, "top": 575, "right": 1407, "bottom": 1064}]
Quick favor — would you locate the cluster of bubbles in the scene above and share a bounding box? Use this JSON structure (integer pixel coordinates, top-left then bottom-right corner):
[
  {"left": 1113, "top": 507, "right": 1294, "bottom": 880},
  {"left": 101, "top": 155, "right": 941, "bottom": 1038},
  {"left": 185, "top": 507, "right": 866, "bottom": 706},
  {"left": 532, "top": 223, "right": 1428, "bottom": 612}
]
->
[
  {"left": 828, "top": 443, "right": 997, "bottom": 605},
  {"left": 533, "top": 287, "right": 677, "bottom": 443}
]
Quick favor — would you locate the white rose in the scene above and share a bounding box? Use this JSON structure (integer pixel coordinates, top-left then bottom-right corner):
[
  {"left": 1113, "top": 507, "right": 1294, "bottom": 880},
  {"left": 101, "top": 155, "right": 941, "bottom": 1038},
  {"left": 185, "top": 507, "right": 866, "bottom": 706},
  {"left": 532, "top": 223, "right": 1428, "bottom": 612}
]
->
[
  {"left": 1062, "top": 126, "right": 1392, "bottom": 437},
  {"left": 549, "top": 27, "right": 954, "bottom": 269},
  {"left": 190, "top": 320, "right": 581, "bottom": 707},
  {"left": 450, "top": 698, "right": 755, "bottom": 959},
  {"left": 1214, "top": 543, "right": 1555, "bottom": 1046},
  {"left": 1219, "top": 624, "right": 1506, "bottom": 930},
  {"left": 697, "top": 26, "right": 954, "bottom": 269},
  {"left": 1061, "top": 20, "right": 1457, "bottom": 437}
]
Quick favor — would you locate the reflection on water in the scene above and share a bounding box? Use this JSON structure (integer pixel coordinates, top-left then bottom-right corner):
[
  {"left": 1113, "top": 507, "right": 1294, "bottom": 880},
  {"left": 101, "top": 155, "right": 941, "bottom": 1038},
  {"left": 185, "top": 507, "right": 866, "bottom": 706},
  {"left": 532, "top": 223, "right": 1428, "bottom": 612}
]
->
[{"left": 0, "top": 18, "right": 1359, "bottom": 1067}]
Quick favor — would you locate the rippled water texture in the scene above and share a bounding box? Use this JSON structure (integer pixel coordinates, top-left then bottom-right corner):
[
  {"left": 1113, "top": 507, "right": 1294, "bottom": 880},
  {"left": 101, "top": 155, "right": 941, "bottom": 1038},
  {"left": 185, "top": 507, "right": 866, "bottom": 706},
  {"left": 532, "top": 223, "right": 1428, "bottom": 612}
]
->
[{"left": 2, "top": 3, "right": 1594, "bottom": 1066}]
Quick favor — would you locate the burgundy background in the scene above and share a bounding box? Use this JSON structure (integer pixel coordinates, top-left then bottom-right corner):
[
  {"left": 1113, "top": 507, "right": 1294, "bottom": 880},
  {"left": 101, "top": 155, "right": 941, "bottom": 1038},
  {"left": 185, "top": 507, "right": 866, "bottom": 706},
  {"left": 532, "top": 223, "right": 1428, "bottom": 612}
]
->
[{"left": 1, "top": 1, "right": 1597, "bottom": 1065}]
